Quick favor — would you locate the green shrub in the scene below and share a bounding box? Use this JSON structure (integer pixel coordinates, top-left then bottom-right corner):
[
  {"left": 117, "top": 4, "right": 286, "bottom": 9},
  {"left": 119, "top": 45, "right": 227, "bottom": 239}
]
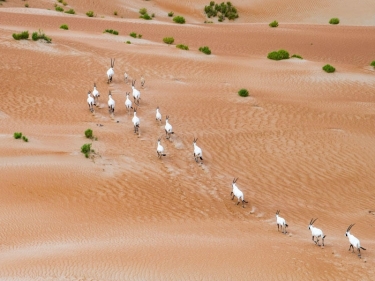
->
[
  {"left": 173, "top": 16, "right": 185, "bottom": 24},
  {"left": 81, "top": 143, "right": 92, "bottom": 158},
  {"left": 22, "top": 136, "right": 28, "bottom": 142},
  {"left": 140, "top": 13, "right": 152, "bottom": 20},
  {"left": 269, "top": 20, "right": 278, "bottom": 27},
  {"left": 238, "top": 89, "right": 249, "bottom": 97},
  {"left": 199, "top": 46, "right": 211, "bottom": 55},
  {"left": 55, "top": 6, "right": 64, "bottom": 12},
  {"left": 204, "top": 20, "right": 213, "bottom": 23},
  {"left": 65, "top": 9, "right": 75, "bottom": 14},
  {"left": 322, "top": 64, "right": 335, "bottom": 73},
  {"left": 151, "top": 13, "right": 155, "bottom": 18},
  {"left": 104, "top": 29, "right": 119, "bottom": 35},
  {"left": 138, "top": 34, "right": 142, "bottom": 38},
  {"left": 267, "top": 49, "right": 289, "bottom": 60},
  {"left": 32, "top": 29, "right": 52, "bottom": 43},
  {"left": 163, "top": 37, "right": 174, "bottom": 44},
  {"left": 14, "top": 132, "right": 22, "bottom": 139},
  {"left": 176, "top": 44, "right": 189, "bottom": 50},
  {"left": 329, "top": 18, "right": 340, "bottom": 25},
  {"left": 370, "top": 61, "right": 375, "bottom": 68},
  {"left": 139, "top": 8, "right": 147, "bottom": 15},
  {"left": 86, "top": 10, "right": 94, "bottom": 17},
  {"left": 204, "top": 1, "right": 238, "bottom": 22},
  {"left": 60, "top": 24, "right": 69, "bottom": 30},
  {"left": 85, "top": 129, "right": 93, "bottom": 139},
  {"left": 130, "top": 32, "right": 137, "bottom": 38},
  {"left": 57, "top": 0, "right": 62, "bottom": 2},
  {"left": 126, "top": 41, "right": 131, "bottom": 44},
  {"left": 291, "top": 54, "right": 303, "bottom": 59},
  {"left": 168, "top": 11, "right": 174, "bottom": 17},
  {"left": 139, "top": 7, "right": 152, "bottom": 20},
  {"left": 62, "top": 1, "right": 67, "bottom": 6},
  {"left": 25, "top": 3, "right": 29, "bottom": 7},
  {"left": 12, "top": 31, "right": 29, "bottom": 40},
  {"left": 114, "top": 11, "right": 118, "bottom": 16}
]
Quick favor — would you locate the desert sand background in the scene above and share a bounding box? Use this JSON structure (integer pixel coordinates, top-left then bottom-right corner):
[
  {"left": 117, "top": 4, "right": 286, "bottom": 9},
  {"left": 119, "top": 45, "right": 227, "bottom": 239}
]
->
[{"left": 0, "top": 0, "right": 375, "bottom": 280}]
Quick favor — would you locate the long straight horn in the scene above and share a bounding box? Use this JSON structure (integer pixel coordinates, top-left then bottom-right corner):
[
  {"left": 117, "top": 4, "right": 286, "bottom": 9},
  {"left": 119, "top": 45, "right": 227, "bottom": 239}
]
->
[
  {"left": 309, "top": 218, "right": 313, "bottom": 225},
  {"left": 113, "top": 58, "right": 115, "bottom": 67},
  {"left": 94, "top": 83, "right": 96, "bottom": 87},
  {"left": 234, "top": 178, "right": 238, "bottom": 183},
  {"left": 347, "top": 224, "right": 355, "bottom": 232},
  {"left": 312, "top": 218, "right": 318, "bottom": 224}
]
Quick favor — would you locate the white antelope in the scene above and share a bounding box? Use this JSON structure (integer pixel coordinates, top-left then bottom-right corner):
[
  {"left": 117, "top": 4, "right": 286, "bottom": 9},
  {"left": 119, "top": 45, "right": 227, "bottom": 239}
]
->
[
  {"left": 131, "top": 80, "right": 141, "bottom": 105},
  {"left": 107, "top": 91, "right": 115, "bottom": 114},
  {"left": 193, "top": 138, "right": 203, "bottom": 163},
  {"left": 276, "top": 210, "right": 288, "bottom": 234},
  {"left": 308, "top": 218, "right": 326, "bottom": 247},
  {"left": 92, "top": 83, "right": 100, "bottom": 105},
  {"left": 107, "top": 58, "right": 115, "bottom": 84},
  {"left": 125, "top": 92, "right": 133, "bottom": 114},
  {"left": 156, "top": 106, "right": 162, "bottom": 123},
  {"left": 164, "top": 115, "right": 174, "bottom": 139},
  {"left": 156, "top": 138, "right": 166, "bottom": 158},
  {"left": 124, "top": 72, "right": 128, "bottom": 84},
  {"left": 345, "top": 224, "right": 366, "bottom": 258},
  {"left": 141, "top": 75, "right": 145, "bottom": 88},
  {"left": 231, "top": 178, "right": 248, "bottom": 208},
  {"left": 132, "top": 107, "right": 140, "bottom": 134},
  {"left": 87, "top": 91, "right": 95, "bottom": 113}
]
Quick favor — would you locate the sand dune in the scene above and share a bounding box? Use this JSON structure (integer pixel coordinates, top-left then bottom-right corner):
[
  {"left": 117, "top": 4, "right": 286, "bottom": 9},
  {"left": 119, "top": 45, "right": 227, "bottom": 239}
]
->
[{"left": 0, "top": 0, "right": 374, "bottom": 279}]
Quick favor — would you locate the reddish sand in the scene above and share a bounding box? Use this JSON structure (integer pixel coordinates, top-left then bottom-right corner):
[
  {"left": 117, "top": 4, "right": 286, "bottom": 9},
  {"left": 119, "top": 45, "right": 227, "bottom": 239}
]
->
[{"left": 0, "top": 0, "right": 375, "bottom": 280}]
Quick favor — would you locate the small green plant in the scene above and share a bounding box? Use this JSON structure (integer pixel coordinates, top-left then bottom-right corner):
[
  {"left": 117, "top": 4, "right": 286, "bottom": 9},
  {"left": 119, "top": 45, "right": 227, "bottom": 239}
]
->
[
  {"left": 85, "top": 128, "right": 93, "bottom": 139},
  {"left": 139, "top": 8, "right": 147, "bottom": 15},
  {"left": 55, "top": 6, "right": 64, "bottom": 12},
  {"left": 114, "top": 11, "right": 118, "bottom": 16},
  {"left": 322, "top": 64, "right": 336, "bottom": 73},
  {"left": 32, "top": 29, "right": 52, "bottom": 43},
  {"left": 329, "top": 18, "right": 340, "bottom": 25},
  {"left": 238, "top": 89, "right": 249, "bottom": 97},
  {"left": 130, "top": 32, "right": 137, "bottom": 38},
  {"left": 62, "top": 1, "right": 67, "bottom": 6},
  {"left": 269, "top": 20, "right": 278, "bottom": 27},
  {"left": 57, "top": 0, "right": 62, "bottom": 3},
  {"left": 173, "top": 16, "right": 186, "bottom": 24},
  {"left": 138, "top": 34, "right": 142, "bottom": 38},
  {"left": 86, "top": 10, "right": 94, "bottom": 17},
  {"left": 65, "top": 9, "right": 75, "bottom": 14},
  {"left": 204, "top": 20, "right": 213, "bottom": 23},
  {"left": 12, "top": 31, "right": 29, "bottom": 40},
  {"left": 81, "top": 143, "right": 92, "bottom": 158},
  {"left": 126, "top": 41, "right": 131, "bottom": 44},
  {"left": 267, "top": 49, "right": 289, "bottom": 60},
  {"left": 370, "top": 61, "right": 375, "bottom": 68},
  {"left": 163, "top": 37, "right": 174, "bottom": 44},
  {"left": 14, "top": 132, "right": 23, "bottom": 139},
  {"left": 204, "top": 1, "right": 239, "bottom": 22},
  {"left": 199, "top": 46, "right": 211, "bottom": 55},
  {"left": 291, "top": 54, "right": 303, "bottom": 59},
  {"left": 60, "top": 24, "right": 69, "bottom": 30},
  {"left": 25, "top": 3, "right": 29, "bottom": 7},
  {"left": 168, "top": 11, "right": 174, "bottom": 17},
  {"left": 104, "top": 29, "right": 119, "bottom": 35},
  {"left": 151, "top": 13, "right": 155, "bottom": 18},
  {"left": 139, "top": 8, "right": 152, "bottom": 20},
  {"left": 176, "top": 44, "right": 189, "bottom": 50},
  {"left": 22, "top": 136, "right": 28, "bottom": 142}
]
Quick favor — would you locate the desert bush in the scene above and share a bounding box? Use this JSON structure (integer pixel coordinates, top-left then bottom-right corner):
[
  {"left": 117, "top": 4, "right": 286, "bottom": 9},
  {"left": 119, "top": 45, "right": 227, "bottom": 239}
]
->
[
  {"left": 322, "top": 64, "right": 335, "bottom": 73},
  {"left": 85, "top": 129, "right": 93, "bottom": 139},
  {"left": 104, "top": 29, "right": 119, "bottom": 35},
  {"left": 168, "top": 11, "right": 174, "bottom": 17},
  {"left": 14, "top": 132, "right": 22, "bottom": 139},
  {"left": 86, "top": 10, "right": 94, "bottom": 17},
  {"left": 22, "top": 136, "right": 28, "bottom": 142},
  {"left": 65, "top": 9, "right": 75, "bottom": 14},
  {"left": 62, "top": 1, "right": 67, "bottom": 6},
  {"left": 238, "top": 89, "right": 249, "bottom": 97},
  {"left": 291, "top": 54, "right": 303, "bottom": 59},
  {"left": 151, "top": 13, "right": 155, "bottom": 18},
  {"left": 329, "top": 18, "right": 340, "bottom": 25},
  {"left": 130, "top": 32, "right": 137, "bottom": 38},
  {"left": 163, "top": 37, "right": 174, "bottom": 44},
  {"left": 269, "top": 20, "right": 278, "bottom": 27},
  {"left": 32, "top": 29, "right": 52, "bottom": 43},
  {"left": 138, "top": 34, "right": 142, "bottom": 38},
  {"left": 114, "top": 11, "right": 118, "bottom": 16},
  {"left": 81, "top": 143, "right": 92, "bottom": 158},
  {"left": 55, "top": 6, "right": 64, "bottom": 12},
  {"left": 60, "top": 24, "right": 69, "bottom": 30},
  {"left": 140, "top": 13, "right": 152, "bottom": 20},
  {"left": 57, "top": 0, "right": 62, "bottom": 2},
  {"left": 173, "top": 16, "right": 185, "bottom": 24},
  {"left": 12, "top": 31, "right": 29, "bottom": 40},
  {"left": 139, "top": 8, "right": 147, "bottom": 15},
  {"left": 204, "top": 20, "right": 213, "bottom": 23},
  {"left": 126, "top": 41, "right": 131, "bottom": 44},
  {"left": 267, "top": 49, "right": 289, "bottom": 60},
  {"left": 204, "top": 1, "right": 238, "bottom": 22},
  {"left": 199, "top": 46, "right": 211, "bottom": 55},
  {"left": 25, "top": 3, "right": 29, "bottom": 7},
  {"left": 370, "top": 61, "right": 375, "bottom": 68},
  {"left": 176, "top": 44, "right": 189, "bottom": 50}
]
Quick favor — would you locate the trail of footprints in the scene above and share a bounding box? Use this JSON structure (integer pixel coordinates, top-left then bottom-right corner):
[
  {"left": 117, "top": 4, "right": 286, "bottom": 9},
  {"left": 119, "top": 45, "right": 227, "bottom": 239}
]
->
[{"left": 85, "top": 58, "right": 368, "bottom": 260}]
